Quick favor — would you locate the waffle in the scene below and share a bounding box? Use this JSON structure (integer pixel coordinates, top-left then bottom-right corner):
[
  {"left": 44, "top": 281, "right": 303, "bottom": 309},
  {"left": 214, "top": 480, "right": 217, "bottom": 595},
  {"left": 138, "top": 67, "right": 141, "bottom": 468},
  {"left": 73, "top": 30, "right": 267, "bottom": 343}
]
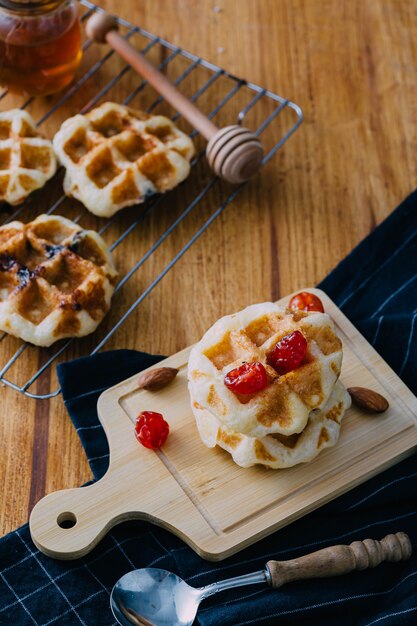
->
[
  {"left": 53, "top": 102, "right": 195, "bottom": 218},
  {"left": 0, "top": 214, "right": 118, "bottom": 346},
  {"left": 0, "top": 110, "right": 57, "bottom": 206},
  {"left": 191, "top": 381, "right": 351, "bottom": 469},
  {"left": 188, "top": 302, "right": 343, "bottom": 438}
]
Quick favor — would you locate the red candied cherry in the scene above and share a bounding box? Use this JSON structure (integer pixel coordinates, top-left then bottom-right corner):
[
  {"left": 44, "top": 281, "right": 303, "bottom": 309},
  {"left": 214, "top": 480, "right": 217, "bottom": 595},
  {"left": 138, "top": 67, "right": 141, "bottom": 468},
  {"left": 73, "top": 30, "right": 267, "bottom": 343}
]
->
[
  {"left": 289, "top": 291, "right": 324, "bottom": 313},
  {"left": 267, "top": 330, "right": 307, "bottom": 374},
  {"left": 224, "top": 362, "right": 268, "bottom": 395},
  {"left": 135, "top": 411, "right": 169, "bottom": 449}
]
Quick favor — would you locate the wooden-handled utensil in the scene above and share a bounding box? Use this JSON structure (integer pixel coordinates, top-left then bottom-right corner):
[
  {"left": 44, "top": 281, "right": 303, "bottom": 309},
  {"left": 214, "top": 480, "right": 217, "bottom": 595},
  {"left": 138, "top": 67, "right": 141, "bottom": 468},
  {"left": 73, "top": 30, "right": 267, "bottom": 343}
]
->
[
  {"left": 86, "top": 12, "right": 264, "bottom": 184},
  {"left": 265, "top": 531, "right": 412, "bottom": 587},
  {"left": 110, "top": 532, "right": 413, "bottom": 626}
]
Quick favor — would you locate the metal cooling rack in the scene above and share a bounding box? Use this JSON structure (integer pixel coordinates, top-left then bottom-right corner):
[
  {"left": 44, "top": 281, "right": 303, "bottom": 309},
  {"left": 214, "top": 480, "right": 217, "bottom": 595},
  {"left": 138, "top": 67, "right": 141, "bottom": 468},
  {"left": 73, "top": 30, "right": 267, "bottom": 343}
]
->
[{"left": 0, "top": 0, "right": 303, "bottom": 399}]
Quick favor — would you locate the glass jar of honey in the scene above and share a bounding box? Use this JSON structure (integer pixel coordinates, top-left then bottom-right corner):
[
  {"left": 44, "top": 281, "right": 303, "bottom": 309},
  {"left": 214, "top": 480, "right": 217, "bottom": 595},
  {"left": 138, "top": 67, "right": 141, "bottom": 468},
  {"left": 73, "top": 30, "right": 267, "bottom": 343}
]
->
[{"left": 0, "top": 0, "right": 82, "bottom": 96}]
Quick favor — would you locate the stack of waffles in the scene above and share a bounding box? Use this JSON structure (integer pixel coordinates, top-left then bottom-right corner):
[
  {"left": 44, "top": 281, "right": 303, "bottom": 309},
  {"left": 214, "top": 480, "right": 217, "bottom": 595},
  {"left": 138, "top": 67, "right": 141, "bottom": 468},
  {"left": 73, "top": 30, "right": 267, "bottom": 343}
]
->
[{"left": 188, "top": 302, "right": 351, "bottom": 468}]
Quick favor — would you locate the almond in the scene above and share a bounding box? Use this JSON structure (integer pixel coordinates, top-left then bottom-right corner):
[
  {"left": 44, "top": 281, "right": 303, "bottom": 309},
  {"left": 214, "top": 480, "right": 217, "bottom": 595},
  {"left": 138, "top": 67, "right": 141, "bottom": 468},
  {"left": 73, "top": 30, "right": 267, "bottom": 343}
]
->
[
  {"left": 138, "top": 367, "right": 179, "bottom": 391},
  {"left": 347, "top": 387, "right": 389, "bottom": 413}
]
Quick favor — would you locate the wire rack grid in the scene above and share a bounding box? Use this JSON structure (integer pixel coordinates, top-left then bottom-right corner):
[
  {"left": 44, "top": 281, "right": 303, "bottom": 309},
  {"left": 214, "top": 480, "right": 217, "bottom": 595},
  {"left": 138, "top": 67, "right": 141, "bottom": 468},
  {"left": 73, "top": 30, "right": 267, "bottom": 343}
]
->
[{"left": 0, "top": 0, "right": 303, "bottom": 399}]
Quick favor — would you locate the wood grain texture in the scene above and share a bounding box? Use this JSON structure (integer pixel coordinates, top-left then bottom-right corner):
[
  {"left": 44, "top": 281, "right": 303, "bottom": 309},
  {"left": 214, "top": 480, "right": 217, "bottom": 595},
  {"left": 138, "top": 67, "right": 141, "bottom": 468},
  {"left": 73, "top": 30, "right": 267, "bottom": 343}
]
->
[
  {"left": 29, "top": 290, "right": 417, "bottom": 560},
  {"left": 2, "top": 0, "right": 417, "bottom": 537},
  {"left": 266, "top": 533, "right": 413, "bottom": 588}
]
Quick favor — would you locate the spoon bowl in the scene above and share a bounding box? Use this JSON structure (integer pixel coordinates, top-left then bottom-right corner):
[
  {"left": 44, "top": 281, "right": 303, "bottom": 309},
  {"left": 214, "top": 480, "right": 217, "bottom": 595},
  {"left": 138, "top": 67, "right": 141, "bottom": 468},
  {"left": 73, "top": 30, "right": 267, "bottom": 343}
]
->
[
  {"left": 110, "top": 568, "right": 203, "bottom": 626},
  {"left": 111, "top": 566, "right": 268, "bottom": 626}
]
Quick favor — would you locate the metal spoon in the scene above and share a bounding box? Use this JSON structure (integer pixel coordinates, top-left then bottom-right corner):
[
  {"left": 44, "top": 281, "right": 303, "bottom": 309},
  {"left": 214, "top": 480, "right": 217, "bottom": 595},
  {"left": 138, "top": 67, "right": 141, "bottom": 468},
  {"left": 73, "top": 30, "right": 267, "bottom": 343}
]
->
[
  {"left": 111, "top": 566, "right": 267, "bottom": 626},
  {"left": 110, "top": 532, "right": 412, "bottom": 626}
]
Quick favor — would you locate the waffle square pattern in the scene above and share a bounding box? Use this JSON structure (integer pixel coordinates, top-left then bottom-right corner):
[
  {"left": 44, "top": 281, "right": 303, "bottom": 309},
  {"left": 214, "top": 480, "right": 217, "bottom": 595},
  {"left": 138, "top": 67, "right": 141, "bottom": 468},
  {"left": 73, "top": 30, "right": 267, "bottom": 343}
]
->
[
  {"left": 0, "top": 215, "right": 118, "bottom": 346},
  {"left": 0, "top": 110, "right": 57, "bottom": 206},
  {"left": 188, "top": 302, "right": 351, "bottom": 468},
  {"left": 53, "top": 102, "right": 195, "bottom": 217}
]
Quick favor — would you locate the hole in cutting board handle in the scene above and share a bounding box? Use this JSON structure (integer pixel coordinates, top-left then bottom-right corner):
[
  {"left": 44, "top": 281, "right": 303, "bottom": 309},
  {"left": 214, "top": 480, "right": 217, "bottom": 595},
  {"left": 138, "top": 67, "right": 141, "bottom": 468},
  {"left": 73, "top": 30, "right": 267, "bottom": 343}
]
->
[{"left": 57, "top": 512, "right": 77, "bottom": 529}]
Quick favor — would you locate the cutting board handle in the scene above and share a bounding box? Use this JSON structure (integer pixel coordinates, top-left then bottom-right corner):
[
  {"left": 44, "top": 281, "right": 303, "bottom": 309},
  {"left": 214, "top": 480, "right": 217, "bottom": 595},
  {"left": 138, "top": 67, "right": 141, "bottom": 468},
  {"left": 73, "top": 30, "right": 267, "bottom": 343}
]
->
[
  {"left": 266, "top": 532, "right": 412, "bottom": 588},
  {"left": 29, "top": 380, "right": 220, "bottom": 561},
  {"left": 29, "top": 477, "right": 130, "bottom": 559}
]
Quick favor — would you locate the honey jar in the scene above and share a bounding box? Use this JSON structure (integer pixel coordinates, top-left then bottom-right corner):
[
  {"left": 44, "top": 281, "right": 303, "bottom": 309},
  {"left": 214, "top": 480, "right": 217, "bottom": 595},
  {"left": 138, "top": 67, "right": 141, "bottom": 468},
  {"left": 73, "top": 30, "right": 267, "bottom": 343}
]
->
[{"left": 0, "top": 0, "right": 82, "bottom": 96}]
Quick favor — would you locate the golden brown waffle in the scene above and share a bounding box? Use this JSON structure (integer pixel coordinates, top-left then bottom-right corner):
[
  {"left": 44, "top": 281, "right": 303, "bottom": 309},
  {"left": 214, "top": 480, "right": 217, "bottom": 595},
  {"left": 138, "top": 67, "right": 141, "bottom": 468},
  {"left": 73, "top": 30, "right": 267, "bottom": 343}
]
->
[
  {"left": 191, "top": 381, "right": 351, "bottom": 468},
  {"left": 188, "top": 303, "right": 343, "bottom": 438},
  {"left": 53, "top": 102, "right": 195, "bottom": 217},
  {"left": 0, "top": 215, "right": 117, "bottom": 346},
  {"left": 0, "top": 110, "right": 57, "bottom": 206}
]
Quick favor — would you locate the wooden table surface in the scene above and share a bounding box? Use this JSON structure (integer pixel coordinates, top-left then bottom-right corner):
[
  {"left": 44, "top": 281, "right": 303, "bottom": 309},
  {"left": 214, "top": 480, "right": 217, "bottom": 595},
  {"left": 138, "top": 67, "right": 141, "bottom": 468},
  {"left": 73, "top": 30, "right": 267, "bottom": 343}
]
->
[{"left": 1, "top": 0, "right": 416, "bottom": 537}]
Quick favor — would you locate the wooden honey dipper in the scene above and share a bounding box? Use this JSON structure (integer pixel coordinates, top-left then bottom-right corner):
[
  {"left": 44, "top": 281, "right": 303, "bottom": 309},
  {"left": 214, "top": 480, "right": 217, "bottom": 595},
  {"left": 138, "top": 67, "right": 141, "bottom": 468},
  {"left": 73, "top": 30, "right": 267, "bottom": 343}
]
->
[{"left": 86, "top": 13, "right": 264, "bottom": 184}]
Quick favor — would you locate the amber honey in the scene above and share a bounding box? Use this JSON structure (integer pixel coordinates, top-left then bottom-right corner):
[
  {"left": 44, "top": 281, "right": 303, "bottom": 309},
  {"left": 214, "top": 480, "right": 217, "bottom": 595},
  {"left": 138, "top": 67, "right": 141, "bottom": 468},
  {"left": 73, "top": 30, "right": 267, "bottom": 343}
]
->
[{"left": 0, "top": 0, "right": 82, "bottom": 96}]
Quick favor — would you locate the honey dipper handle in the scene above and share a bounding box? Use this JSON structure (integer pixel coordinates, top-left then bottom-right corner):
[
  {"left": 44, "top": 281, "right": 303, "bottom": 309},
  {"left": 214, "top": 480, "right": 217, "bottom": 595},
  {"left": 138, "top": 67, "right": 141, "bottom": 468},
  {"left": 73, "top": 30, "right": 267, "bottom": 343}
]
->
[
  {"left": 266, "top": 533, "right": 412, "bottom": 589},
  {"left": 86, "top": 13, "right": 218, "bottom": 140},
  {"left": 87, "top": 13, "right": 264, "bottom": 183}
]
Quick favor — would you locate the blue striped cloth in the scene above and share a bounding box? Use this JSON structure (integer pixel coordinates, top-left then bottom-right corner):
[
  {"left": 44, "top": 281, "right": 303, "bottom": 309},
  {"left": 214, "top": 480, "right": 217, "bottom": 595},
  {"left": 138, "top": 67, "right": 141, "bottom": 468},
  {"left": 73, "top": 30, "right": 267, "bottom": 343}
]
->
[{"left": 1, "top": 189, "right": 417, "bottom": 625}]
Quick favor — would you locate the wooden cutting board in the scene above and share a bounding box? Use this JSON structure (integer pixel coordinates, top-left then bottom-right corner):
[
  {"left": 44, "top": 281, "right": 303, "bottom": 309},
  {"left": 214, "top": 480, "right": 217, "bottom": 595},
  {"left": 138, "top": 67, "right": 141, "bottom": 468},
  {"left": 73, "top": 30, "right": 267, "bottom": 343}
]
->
[{"left": 29, "top": 289, "right": 417, "bottom": 560}]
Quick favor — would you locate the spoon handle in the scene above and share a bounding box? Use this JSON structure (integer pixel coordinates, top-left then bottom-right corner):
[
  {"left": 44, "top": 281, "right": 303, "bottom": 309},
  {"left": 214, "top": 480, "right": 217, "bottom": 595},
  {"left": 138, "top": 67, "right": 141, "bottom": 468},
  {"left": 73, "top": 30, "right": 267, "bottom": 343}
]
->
[
  {"left": 200, "top": 570, "right": 268, "bottom": 600},
  {"left": 266, "top": 532, "right": 412, "bottom": 589}
]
